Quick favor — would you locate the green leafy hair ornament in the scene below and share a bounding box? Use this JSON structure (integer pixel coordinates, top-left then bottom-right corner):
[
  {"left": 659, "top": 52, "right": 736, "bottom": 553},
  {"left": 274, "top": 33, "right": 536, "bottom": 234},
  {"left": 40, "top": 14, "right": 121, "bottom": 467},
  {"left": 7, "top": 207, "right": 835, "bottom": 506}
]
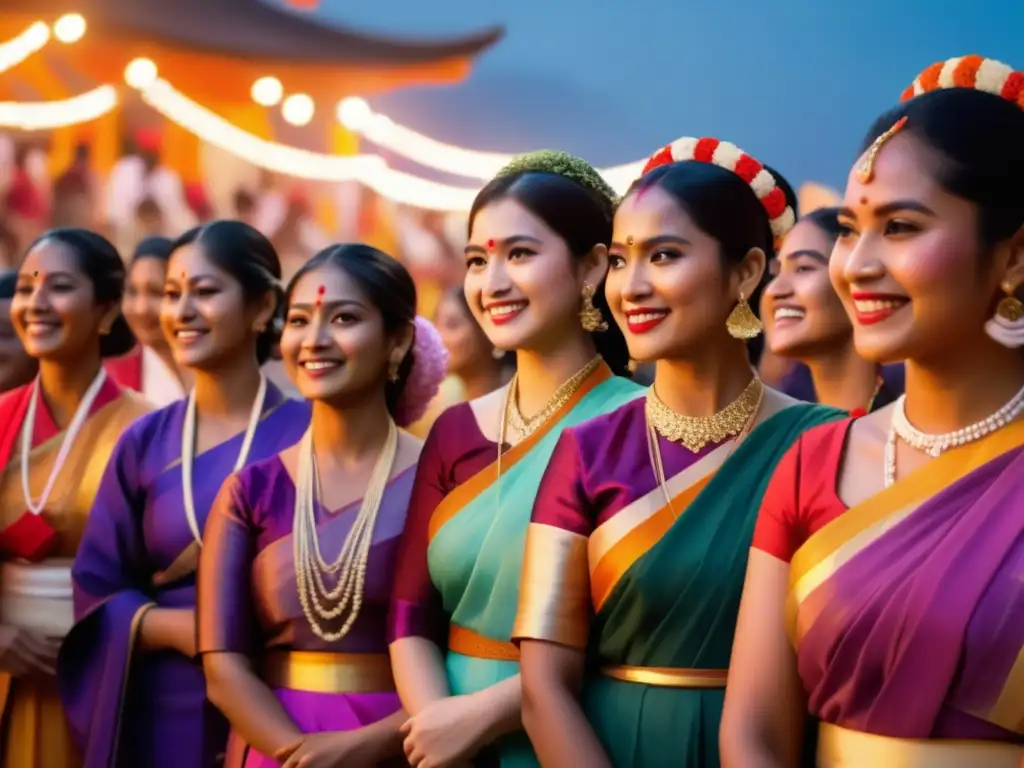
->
[{"left": 495, "top": 150, "right": 618, "bottom": 205}]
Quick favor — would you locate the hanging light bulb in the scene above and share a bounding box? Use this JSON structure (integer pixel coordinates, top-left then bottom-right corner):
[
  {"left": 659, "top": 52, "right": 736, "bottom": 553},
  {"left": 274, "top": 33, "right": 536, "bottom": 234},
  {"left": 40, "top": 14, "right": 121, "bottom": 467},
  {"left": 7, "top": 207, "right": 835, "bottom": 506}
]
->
[
  {"left": 336, "top": 96, "right": 371, "bottom": 131},
  {"left": 53, "top": 14, "right": 87, "bottom": 44},
  {"left": 251, "top": 76, "right": 283, "bottom": 107},
  {"left": 125, "top": 58, "right": 159, "bottom": 89},
  {"left": 282, "top": 93, "right": 315, "bottom": 126}
]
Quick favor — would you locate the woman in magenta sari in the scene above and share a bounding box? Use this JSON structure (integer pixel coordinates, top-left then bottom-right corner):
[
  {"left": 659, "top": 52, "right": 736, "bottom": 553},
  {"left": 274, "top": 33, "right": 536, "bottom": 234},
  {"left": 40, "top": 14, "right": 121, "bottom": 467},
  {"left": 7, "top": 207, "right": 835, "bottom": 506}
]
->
[
  {"left": 0, "top": 228, "right": 151, "bottom": 768},
  {"left": 198, "top": 244, "right": 447, "bottom": 767},
  {"left": 721, "top": 56, "right": 1024, "bottom": 767},
  {"left": 59, "top": 221, "right": 310, "bottom": 768}
]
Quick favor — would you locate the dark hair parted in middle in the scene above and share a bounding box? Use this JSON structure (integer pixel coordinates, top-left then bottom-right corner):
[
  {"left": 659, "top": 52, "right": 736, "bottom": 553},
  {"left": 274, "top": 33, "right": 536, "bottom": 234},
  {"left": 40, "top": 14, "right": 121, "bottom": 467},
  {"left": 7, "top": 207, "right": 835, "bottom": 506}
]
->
[
  {"left": 170, "top": 220, "right": 284, "bottom": 365},
  {"left": 802, "top": 206, "right": 843, "bottom": 242},
  {"left": 286, "top": 243, "right": 418, "bottom": 414},
  {"left": 861, "top": 87, "right": 1024, "bottom": 250},
  {"left": 467, "top": 171, "right": 632, "bottom": 377},
  {"left": 132, "top": 236, "right": 174, "bottom": 263},
  {"left": 28, "top": 227, "right": 136, "bottom": 357}
]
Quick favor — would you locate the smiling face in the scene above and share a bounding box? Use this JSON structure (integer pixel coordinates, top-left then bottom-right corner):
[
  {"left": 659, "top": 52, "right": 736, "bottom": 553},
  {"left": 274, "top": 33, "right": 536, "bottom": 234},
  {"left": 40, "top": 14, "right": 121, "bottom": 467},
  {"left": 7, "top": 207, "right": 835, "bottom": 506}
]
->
[
  {"left": 434, "top": 290, "right": 491, "bottom": 376},
  {"left": 606, "top": 186, "right": 738, "bottom": 362},
  {"left": 764, "top": 219, "right": 851, "bottom": 358},
  {"left": 464, "top": 197, "right": 590, "bottom": 354},
  {"left": 831, "top": 132, "right": 998, "bottom": 363},
  {"left": 123, "top": 256, "right": 168, "bottom": 349},
  {"left": 161, "top": 242, "right": 266, "bottom": 371},
  {"left": 280, "top": 264, "right": 410, "bottom": 404},
  {"left": 12, "top": 239, "right": 114, "bottom": 362}
]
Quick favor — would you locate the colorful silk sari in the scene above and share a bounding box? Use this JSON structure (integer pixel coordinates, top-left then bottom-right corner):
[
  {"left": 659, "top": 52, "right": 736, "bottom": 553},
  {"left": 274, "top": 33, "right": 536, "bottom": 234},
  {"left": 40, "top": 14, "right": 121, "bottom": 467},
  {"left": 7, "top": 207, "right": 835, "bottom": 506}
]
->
[
  {"left": 514, "top": 397, "right": 841, "bottom": 767},
  {"left": 58, "top": 384, "right": 310, "bottom": 768},
  {"left": 0, "top": 376, "right": 152, "bottom": 768},
  {"left": 786, "top": 421, "right": 1024, "bottom": 766},
  {"left": 198, "top": 452, "right": 419, "bottom": 768},
  {"left": 390, "top": 363, "right": 642, "bottom": 767}
]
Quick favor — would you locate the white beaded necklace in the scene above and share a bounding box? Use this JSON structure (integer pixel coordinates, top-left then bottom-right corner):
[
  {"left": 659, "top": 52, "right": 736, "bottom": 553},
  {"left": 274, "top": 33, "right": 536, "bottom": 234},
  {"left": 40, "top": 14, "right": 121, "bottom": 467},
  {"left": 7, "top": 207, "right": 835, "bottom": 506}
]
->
[
  {"left": 884, "top": 382, "right": 1024, "bottom": 487},
  {"left": 21, "top": 369, "right": 107, "bottom": 515},
  {"left": 181, "top": 374, "right": 268, "bottom": 546},
  {"left": 293, "top": 419, "right": 397, "bottom": 642}
]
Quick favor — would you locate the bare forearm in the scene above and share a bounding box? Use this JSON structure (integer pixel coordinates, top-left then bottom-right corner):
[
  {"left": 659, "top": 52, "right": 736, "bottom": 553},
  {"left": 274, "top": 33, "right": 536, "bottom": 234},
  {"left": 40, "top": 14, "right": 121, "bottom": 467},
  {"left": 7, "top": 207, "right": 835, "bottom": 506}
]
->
[
  {"left": 473, "top": 674, "right": 523, "bottom": 743},
  {"left": 721, "top": 741, "right": 789, "bottom": 768},
  {"left": 522, "top": 682, "right": 610, "bottom": 768},
  {"left": 205, "top": 656, "right": 302, "bottom": 756},
  {"left": 720, "top": 718, "right": 800, "bottom": 768},
  {"left": 351, "top": 709, "right": 407, "bottom": 761},
  {"left": 137, "top": 608, "right": 193, "bottom": 655},
  {"left": 390, "top": 637, "right": 451, "bottom": 714}
]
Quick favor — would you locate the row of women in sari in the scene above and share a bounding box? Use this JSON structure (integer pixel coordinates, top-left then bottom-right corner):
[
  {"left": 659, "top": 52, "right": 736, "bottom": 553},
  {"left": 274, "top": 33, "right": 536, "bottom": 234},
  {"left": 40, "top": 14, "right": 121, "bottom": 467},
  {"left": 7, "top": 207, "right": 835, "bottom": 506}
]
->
[{"left": 0, "top": 50, "right": 1019, "bottom": 768}]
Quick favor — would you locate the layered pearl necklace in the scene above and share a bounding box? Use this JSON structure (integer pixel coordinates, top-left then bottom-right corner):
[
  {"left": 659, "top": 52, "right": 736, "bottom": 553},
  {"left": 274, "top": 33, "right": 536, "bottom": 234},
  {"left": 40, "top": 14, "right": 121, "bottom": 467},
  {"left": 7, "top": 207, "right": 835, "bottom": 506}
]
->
[
  {"left": 884, "top": 382, "right": 1024, "bottom": 487},
  {"left": 21, "top": 370, "right": 108, "bottom": 515},
  {"left": 293, "top": 420, "right": 397, "bottom": 642},
  {"left": 181, "top": 374, "right": 268, "bottom": 546}
]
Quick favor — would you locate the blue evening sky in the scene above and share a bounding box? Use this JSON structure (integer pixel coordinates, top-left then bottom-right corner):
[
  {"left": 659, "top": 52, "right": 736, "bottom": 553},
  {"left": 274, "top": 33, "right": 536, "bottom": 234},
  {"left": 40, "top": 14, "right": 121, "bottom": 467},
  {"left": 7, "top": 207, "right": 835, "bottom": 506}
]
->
[{"left": 312, "top": 0, "right": 1022, "bottom": 189}]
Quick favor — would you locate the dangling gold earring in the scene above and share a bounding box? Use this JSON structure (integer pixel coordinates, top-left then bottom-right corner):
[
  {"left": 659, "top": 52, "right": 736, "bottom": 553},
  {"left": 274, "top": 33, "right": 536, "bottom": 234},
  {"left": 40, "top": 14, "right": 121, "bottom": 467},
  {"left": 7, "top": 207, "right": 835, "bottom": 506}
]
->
[
  {"left": 996, "top": 280, "right": 1024, "bottom": 322},
  {"left": 726, "top": 292, "right": 763, "bottom": 339},
  {"left": 388, "top": 354, "right": 402, "bottom": 382},
  {"left": 579, "top": 282, "right": 608, "bottom": 332}
]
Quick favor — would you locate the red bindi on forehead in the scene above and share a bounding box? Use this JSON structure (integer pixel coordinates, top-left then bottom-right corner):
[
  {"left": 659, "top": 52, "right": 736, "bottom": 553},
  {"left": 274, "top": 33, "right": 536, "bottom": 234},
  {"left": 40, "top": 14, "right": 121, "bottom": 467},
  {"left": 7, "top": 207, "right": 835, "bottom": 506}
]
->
[
  {"left": 486, "top": 239, "right": 496, "bottom": 250},
  {"left": 315, "top": 284, "right": 325, "bottom": 307},
  {"left": 860, "top": 196, "right": 869, "bottom": 206}
]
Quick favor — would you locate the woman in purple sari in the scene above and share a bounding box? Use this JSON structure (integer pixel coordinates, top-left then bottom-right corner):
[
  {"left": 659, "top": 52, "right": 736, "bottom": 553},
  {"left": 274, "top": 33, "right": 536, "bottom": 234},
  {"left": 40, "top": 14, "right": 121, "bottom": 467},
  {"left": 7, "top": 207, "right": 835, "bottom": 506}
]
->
[
  {"left": 721, "top": 56, "right": 1024, "bottom": 767},
  {"left": 59, "top": 221, "right": 311, "bottom": 768},
  {"left": 197, "top": 244, "right": 447, "bottom": 767}
]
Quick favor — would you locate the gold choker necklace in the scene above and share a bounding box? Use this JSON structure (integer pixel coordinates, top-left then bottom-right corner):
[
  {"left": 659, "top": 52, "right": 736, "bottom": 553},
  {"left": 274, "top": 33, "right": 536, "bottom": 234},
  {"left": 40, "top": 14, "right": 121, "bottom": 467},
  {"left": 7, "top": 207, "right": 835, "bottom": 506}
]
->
[
  {"left": 506, "top": 356, "right": 602, "bottom": 439},
  {"left": 645, "top": 377, "right": 764, "bottom": 452}
]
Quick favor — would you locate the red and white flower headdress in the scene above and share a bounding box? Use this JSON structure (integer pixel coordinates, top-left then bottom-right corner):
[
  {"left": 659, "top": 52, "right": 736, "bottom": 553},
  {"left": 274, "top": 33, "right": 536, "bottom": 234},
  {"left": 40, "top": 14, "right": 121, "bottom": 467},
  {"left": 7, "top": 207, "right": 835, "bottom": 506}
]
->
[
  {"left": 641, "top": 137, "right": 796, "bottom": 243},
  {"left": 901, "top": 54, "right": 1024, "bottom": 108}
]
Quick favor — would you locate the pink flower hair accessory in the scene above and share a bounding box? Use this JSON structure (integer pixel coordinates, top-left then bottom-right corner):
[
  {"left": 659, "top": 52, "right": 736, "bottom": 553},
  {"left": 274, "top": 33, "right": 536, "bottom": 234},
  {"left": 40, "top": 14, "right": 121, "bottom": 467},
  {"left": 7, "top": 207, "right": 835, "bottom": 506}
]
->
[{"left": 392, "top": 315, "right": 448, "bottom": 427}]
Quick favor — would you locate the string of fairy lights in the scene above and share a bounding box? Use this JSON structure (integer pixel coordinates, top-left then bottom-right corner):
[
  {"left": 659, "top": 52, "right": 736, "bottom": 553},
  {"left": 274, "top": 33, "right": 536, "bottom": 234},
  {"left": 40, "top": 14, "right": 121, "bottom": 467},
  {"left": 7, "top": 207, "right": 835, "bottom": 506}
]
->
[{"left": 0, "top": 16, "right": 646, "bottom": 210}]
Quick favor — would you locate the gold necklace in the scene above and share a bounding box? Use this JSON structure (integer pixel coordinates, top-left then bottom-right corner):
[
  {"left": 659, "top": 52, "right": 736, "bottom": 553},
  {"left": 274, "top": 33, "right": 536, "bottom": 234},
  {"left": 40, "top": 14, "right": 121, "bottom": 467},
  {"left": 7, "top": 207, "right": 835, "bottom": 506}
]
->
[
  {"left": 506, "top": 356, "right": 602, "bottom": 439},
  {"left": 645, "top": 377, "right": 764, "bottom": 453},
  {"left": 646, "top": 379, "right": 764, "bottom": 517},
  {"left": 293, "top": 420, "right": 397, "bottom": 642}
]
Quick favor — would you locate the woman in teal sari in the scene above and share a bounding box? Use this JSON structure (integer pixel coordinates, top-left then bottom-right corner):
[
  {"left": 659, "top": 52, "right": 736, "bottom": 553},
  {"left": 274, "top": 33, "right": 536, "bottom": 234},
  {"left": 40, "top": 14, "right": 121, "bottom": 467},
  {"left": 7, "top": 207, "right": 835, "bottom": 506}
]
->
[
  {"left": 388, "top": 151, "right": 641, "bottom": 767},
  {"left": 512, "top": 138, "right": 842, "bottom": 768}
]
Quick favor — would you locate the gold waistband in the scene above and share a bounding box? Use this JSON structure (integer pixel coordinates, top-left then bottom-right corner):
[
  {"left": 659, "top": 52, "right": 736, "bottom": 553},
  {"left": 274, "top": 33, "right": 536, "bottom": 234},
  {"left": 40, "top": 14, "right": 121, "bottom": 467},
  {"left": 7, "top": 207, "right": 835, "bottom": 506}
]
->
[
  {"left": 448, "top": 625, "right": 520, "bottom": 661},
  {"left": 260, "top": 651, "right": 395, "bottom": 694},
  {"left": 599, "top": 665, "right": 728, "bottom": 688},
  {"left": 818, "top": 723, "right": 1023, "bottom": 768}
]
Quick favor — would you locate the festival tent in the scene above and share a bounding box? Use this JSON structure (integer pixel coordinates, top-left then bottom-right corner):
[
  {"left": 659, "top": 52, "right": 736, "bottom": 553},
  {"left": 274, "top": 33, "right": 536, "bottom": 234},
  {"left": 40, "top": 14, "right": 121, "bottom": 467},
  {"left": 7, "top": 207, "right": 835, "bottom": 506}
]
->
[{"left": 0, "top": 0, "right": 502, "bottom": 196}]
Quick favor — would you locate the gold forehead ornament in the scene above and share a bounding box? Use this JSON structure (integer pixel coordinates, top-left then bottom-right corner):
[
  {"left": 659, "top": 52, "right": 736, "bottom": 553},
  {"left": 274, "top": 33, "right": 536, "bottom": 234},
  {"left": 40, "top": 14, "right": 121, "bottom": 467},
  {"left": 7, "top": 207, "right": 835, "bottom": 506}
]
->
[{"left": 857, "top": 116, "right": 908, "bottom": 184}]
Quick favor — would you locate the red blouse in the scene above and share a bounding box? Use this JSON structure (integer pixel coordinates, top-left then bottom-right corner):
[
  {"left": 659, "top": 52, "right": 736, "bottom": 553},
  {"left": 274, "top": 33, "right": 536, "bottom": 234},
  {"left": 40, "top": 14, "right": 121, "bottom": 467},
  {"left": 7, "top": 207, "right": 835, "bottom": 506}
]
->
[{"left": 751, "top": 419, "right": 854, "bottom": 562}]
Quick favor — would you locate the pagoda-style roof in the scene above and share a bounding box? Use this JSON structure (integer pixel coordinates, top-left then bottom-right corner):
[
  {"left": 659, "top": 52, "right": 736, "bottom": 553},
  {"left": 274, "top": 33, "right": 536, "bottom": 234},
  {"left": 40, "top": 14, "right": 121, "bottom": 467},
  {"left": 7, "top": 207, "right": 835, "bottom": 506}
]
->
[{"left": 2, "top": 0, "right": 503, "bottom": 67}]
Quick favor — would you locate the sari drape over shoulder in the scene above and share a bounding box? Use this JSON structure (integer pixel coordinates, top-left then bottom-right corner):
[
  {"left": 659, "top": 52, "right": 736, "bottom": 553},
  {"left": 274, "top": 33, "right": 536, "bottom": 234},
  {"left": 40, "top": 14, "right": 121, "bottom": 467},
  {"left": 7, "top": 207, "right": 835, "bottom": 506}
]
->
[
  {"left": 513, "top": 398, "right": 841, "bottom": 768},
  {"left": 58, "top": 384, "right": 309, "bottom": 768},
  {"left": 390, "top": 363, "right": 642, "bottom": 768},
  {"left": 753, "top": 418, "right": 1024, "bottom": 767},
  {"left": 198, "top": 450, "right": 419, "bottom": 768},
  {"left": 0, "top": 377, "right": 152, "bottom": 768}
]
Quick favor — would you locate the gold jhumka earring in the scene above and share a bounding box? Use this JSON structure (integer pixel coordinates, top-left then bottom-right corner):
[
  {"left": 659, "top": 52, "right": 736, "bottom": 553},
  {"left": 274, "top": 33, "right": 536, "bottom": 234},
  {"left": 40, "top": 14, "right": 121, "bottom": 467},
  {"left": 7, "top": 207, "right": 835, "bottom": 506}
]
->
[
  {"left": 726, "top": 292, "right": 763, "bottom": 340},
  {"left": 387, "top": 354, "right": 401, "bottom": 382},
  {"left": 579, "top": 282, "right": 609, "bottom": 332}
]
